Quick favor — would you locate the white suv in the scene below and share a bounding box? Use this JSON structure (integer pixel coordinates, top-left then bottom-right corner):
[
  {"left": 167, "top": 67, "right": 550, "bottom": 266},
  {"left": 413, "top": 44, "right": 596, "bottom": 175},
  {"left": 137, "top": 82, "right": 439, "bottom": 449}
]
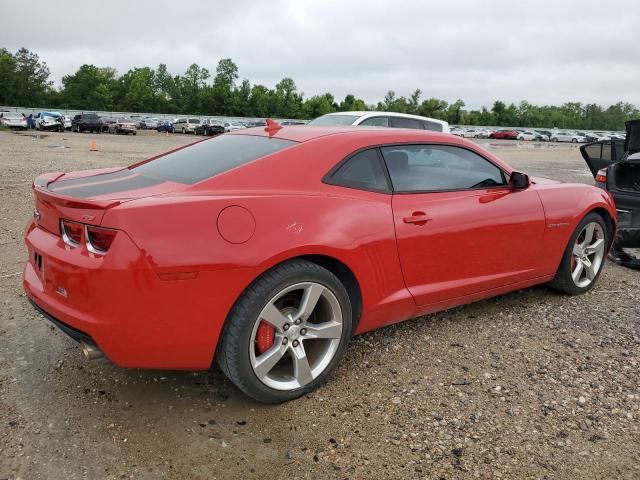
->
[{"left": 308, "top": 111, "right": 450, "bottom": 133}]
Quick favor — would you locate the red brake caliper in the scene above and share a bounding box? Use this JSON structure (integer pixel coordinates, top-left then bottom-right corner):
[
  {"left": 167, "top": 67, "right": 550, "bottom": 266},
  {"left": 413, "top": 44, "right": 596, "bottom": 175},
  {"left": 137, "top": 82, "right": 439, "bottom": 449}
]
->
[{"left": 256, "top": 321, "right": 275, "bottom": 354}]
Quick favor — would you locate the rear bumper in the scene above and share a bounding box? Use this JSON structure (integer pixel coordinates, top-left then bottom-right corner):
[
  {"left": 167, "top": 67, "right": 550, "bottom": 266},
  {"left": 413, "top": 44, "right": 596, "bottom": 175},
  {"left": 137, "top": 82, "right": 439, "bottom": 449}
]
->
[
  {"left": 29, "top": 297, "right": 94, "bottom": 344},
  {"left": 23, "top": 222, "right": 254, "bottom": 370}
]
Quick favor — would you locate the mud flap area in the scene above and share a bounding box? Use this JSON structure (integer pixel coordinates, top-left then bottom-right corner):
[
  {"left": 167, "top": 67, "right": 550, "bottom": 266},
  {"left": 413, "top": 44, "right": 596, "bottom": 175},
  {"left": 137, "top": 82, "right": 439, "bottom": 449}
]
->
[{"left": 609, "top": 210, "right": 640, "bottom": 269}]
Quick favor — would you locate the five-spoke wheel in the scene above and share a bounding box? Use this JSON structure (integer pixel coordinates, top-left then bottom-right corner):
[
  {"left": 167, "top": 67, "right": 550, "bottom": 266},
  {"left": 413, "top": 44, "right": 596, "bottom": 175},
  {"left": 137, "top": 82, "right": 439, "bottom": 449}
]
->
[
  {"left": 571, "top": 222, "right": 605, "bottom": 288},
  {"left": 550, "top": 212, "right": 609, "bottom": 295},
  {"left": 216, "top": 260, "right": 352, "bottom": 403}
]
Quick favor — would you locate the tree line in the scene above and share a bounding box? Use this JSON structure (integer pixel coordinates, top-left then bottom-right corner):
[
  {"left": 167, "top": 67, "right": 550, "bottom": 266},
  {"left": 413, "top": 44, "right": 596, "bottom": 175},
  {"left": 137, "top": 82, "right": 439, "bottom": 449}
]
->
[{"left": 1, "top": 47, "right": 638, "bottom": 130}]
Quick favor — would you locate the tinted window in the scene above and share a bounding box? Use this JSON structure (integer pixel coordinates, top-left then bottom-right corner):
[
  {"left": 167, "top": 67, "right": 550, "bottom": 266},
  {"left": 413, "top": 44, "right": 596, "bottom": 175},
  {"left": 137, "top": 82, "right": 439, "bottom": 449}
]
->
[
  {"left": 308, "top": 114, "right": 360, "bottom": 126},
  {"left": 189, "top": 118, "right": 200, "bottom": 123},
  {"left": 389, "top": 117, "right": 423, "bottom": 130},
  {"left": 382, "top": 145, "right": 506, "bottom": 192},
  {"left": 359, "top": 116, "right": 389, "bottom": 127},
  {"left": 328, "top": 149, "right": 389, "bottom": 192},
  {"left": 132, "top": 135, "right": 296, "bottom": 184},
  {"left": 422, "top": 120, "right": 443, "bottom": 132}
]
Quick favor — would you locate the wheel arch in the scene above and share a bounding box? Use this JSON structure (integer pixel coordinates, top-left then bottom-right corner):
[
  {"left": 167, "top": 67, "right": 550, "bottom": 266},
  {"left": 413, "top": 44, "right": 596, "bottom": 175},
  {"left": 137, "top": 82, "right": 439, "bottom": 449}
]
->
[
  {"left": 587, "top": 206, "right": 616, "bottom": 249},
  {"left": 211, "top": 252, "right": 364, "bottom": 368}
]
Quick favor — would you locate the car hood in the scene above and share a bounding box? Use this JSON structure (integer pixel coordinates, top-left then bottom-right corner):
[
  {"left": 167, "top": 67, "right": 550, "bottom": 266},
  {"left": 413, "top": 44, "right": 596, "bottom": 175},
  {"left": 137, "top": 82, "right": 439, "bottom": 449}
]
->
[{"left": 530, "top": 176, "right": 560, "bottom": 185}]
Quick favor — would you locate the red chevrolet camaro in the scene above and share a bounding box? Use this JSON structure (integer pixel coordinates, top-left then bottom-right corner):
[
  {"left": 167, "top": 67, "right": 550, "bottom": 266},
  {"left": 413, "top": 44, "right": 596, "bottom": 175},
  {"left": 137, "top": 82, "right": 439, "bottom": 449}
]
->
[{"left": 24, "top": 122, "right": 616, "bottom": 403}]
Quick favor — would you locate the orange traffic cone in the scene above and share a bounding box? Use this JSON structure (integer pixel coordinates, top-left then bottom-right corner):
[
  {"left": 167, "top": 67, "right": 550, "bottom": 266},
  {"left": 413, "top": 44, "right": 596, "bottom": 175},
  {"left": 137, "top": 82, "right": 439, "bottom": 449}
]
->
[{"left": 89, "top": 139, "right": 97, "bottom": 152}]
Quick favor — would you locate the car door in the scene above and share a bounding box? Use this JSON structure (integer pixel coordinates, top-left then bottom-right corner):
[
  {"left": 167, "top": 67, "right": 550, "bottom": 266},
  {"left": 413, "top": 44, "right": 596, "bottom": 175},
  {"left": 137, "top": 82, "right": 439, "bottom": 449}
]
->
[{"left": 383, "top": 144, "right": 547, "bottom": 306}]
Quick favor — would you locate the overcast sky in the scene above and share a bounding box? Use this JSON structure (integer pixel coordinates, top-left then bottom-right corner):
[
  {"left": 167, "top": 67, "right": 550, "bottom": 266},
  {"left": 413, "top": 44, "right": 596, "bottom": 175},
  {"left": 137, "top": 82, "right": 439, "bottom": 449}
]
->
[{"left": 1, "top": 0, "right": 639, "bottom": 109}]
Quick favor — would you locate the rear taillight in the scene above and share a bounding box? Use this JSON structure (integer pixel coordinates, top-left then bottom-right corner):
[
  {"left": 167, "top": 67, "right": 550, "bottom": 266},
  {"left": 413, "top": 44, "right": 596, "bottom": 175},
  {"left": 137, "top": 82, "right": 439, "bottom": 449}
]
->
[
  {"left": 86, "top": 226, "right": 117, "bottom": 254},
  {"left": 60, "top": 219, "right": 117, "bottom": 254},
  {"left": 596, "top": 168, "right": 607, "bottom": 183},
  {"left": 61, "top": 219, "right": 83, "bottom": 246}
]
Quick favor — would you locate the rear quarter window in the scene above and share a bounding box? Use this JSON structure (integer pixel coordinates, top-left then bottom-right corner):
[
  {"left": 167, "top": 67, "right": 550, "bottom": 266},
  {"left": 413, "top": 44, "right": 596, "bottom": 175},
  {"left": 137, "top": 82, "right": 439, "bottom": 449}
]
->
[{"left": 131, "top": 134, "right": 296, "bottom": 184}]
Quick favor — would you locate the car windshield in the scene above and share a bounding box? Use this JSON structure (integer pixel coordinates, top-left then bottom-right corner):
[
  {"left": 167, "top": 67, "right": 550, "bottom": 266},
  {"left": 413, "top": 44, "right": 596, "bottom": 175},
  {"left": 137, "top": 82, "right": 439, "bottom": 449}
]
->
[
  {"left": 308, "top": 114, "right": 360, "bottom": 126},
  {"left": 131, "top": 134, "right": 297, "bottom": 184}
]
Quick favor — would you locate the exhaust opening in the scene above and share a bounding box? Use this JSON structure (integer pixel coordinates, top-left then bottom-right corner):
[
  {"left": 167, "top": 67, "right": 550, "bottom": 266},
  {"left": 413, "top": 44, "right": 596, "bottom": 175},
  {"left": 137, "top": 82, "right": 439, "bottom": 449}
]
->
[{"left": 80, "top": 341, "right": 103, "bottom": 360}]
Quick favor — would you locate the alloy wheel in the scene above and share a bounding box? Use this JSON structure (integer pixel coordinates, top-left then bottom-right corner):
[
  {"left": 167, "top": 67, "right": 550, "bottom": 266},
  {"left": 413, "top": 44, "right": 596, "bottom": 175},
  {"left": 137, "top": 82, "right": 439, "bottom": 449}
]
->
[
  {"left": 571, "top": 222, "right": 605, "bottom": 288},
  {"left": 249, "top": 282, "right": 343, "bottom": 391}
]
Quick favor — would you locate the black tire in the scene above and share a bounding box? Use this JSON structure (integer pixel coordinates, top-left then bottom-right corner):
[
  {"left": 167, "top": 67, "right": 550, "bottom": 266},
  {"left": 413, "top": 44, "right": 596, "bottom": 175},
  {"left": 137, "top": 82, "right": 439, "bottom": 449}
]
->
[
  {"left": 548, "top": 212, "right": 609, "bottom": 295},
  {"left": 571, "top": 138, "right": 577, "bottom": 143},
  {"left": 216, "top": 259, "right": 353, "bottom": 403}
]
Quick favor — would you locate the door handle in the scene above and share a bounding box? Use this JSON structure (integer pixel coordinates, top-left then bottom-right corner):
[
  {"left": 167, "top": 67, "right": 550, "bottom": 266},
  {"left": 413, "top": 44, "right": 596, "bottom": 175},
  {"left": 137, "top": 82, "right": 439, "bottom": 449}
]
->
[{"left": 403, "top": 212, "right": 430, "bottom": 224}]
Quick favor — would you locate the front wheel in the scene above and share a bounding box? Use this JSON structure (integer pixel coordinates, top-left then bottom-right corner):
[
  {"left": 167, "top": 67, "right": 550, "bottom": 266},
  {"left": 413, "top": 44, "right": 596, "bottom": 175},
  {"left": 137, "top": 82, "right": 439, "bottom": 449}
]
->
[
  {"left": 549, "top": 213, "right": 608, "bottom": 295},
  {"left": 216, "top": 259, "right": 353, "bottom": 403}
]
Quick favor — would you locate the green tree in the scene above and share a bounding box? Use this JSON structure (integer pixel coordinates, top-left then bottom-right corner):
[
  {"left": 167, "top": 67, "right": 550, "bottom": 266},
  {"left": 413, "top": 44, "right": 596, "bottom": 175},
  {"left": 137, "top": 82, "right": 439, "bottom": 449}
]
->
[
  {"left": 61, "top": 65, "right": 118, "bottom": 110},
  {"left": 302, "top": 93, "right": 337, "bottom": 118},
  {"left": 338, "top": 94, "right": 367, "bottom": 111}
]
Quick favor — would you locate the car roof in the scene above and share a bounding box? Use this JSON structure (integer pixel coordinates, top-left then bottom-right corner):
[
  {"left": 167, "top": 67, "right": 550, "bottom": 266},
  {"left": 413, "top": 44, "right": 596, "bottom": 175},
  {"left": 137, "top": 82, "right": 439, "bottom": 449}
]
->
[
  {"left": 230, "top": 124, "right": 457, "bottom": 143},
  {"left": 320, "top": 110, "right": 448, "bottom": 125}
]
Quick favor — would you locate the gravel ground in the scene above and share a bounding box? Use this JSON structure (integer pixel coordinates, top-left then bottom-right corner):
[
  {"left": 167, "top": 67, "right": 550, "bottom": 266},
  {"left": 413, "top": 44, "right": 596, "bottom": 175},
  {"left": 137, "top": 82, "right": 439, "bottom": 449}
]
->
[{"left": 0, "top": 131, "right": 638, "bottom": 479}]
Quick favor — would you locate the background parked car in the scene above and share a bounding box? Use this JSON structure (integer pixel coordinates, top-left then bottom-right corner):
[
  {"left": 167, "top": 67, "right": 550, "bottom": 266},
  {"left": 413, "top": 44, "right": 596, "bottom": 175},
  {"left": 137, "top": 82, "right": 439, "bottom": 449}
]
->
[
  {"left": 0, "top": 113, "right": 28, "bottom": 129},
  {"left": 156, "top": 120, "right": 174, "bottom": 133},
  {"left": 462, "top": 128, "right": 487, "bottom": 138},
  {"left": 35, "top": 112, "right": 65, "bottom": 132},
  {"left": 308, "top": 111, "right": 450, "bottom": 132},
  {"left": 108, "top": 118, "right": 137, "bottom": 135},
  {"left": 173, "top": 118, "right": 201, "bottom": 134},
  {"left": 223, "top": 121, "right": 246, "bottom": 132},
  {"left": 195, "top": 119, "right": 225, "bottom": 136},
  {"left": 72, "top": 113, "right": 105, "bottom": 133},
  {"left": 517, "top": 131, "right": 539, "bottom": 141},
  {"left": 140, "top": 118, "right": 159, "bottom": 129},
  {"left": 489, "top": 129, "right": 519, "bottom": 140},
  {"left": 535, "top": 130, "right": 552, "bottom": 141},
  {"left": 156, "top": 121, "right": 172, "bottom": 133},
  {"left": 551, "top": 131, "right": 586, "bottom": 143}
]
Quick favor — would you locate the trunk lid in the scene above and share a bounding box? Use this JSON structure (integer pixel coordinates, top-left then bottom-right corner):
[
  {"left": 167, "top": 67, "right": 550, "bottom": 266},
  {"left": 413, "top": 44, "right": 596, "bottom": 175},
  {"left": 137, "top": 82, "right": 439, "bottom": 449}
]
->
[{"left": 33, "top": 167, "right": 186, "bottom": 232}]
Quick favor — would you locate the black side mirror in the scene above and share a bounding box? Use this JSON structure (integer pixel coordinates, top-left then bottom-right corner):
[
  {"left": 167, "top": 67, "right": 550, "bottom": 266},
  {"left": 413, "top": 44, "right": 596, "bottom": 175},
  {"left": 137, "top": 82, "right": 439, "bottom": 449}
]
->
[{"left": 509, "top": 171, "right": 530, "bottom": 190}]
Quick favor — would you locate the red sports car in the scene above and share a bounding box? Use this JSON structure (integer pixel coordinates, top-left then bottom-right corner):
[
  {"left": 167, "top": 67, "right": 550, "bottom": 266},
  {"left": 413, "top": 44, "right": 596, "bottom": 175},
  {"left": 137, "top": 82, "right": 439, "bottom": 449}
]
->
[
  {"left": 24, "top": 122, "right": 616, "bottom": 403},
  {"left": 489, "top": 129, "right": 520, "bottom": 140}
]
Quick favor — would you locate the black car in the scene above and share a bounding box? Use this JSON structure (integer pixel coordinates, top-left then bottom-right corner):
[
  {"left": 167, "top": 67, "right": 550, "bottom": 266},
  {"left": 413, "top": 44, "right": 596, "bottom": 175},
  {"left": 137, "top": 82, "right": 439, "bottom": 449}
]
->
[
  {"left": 72, "top": 113, "right": 105, "bottom": 133},
  {"left": 581, "top": 119, "right": 640, "bottom": 268},
  {"left": 195, "top": 118, "right": 225, "bottom": 136}
]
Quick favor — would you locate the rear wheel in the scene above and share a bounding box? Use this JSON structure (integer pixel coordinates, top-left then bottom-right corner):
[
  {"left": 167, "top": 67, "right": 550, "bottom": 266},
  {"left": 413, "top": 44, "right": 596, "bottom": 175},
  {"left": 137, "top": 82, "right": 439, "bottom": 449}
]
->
[
  {"left": 549, "top": 213, "right": 608, "bottom": 295},
  {"left": 216, "top": 259, "right": 352, "bottom": 403},
  {"left": 571, "top": 138, "right": 577, "bottom": 143}
]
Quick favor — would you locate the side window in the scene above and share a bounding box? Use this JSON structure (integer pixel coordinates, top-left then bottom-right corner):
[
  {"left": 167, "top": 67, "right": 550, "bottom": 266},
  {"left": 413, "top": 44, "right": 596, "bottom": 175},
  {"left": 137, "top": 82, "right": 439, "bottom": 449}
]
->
[
  {"left": 389, "top": 117, "right": 423, "bottom": 130},
  {"left": 328, "top": 149, "right": 390, "bottom": 192},
  {"left": 359, "top": 116, "right": 389, "bottom": 127},
  {"left": 422, "top": 120, "right": 443, "bottom": 132},
  {"left": 381, "top": 145, "right": 507, "bottom": 192}
]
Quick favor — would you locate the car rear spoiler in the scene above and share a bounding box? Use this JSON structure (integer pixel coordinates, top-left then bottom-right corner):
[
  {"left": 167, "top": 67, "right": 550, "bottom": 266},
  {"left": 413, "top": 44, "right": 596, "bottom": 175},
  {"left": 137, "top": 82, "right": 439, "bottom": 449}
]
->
[{"left": 33, "top": 184, "right": 121, "bottom": 210}]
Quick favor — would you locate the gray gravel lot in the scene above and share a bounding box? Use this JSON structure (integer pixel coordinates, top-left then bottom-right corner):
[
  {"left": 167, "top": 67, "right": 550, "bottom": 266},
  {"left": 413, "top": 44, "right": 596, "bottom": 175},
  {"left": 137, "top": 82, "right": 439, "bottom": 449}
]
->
[{"left": 0, "top": 131, "right": 638, "bottom": 479}]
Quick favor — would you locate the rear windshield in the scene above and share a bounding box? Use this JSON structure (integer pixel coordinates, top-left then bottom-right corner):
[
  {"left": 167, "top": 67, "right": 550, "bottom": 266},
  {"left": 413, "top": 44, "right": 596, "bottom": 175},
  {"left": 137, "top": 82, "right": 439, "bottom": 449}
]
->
[
  {"left": 131, "top": 134, "right": 296, "bottom": 184},
  {"left": 308, "top": 114, "right": 360, "bottom": 126}
]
